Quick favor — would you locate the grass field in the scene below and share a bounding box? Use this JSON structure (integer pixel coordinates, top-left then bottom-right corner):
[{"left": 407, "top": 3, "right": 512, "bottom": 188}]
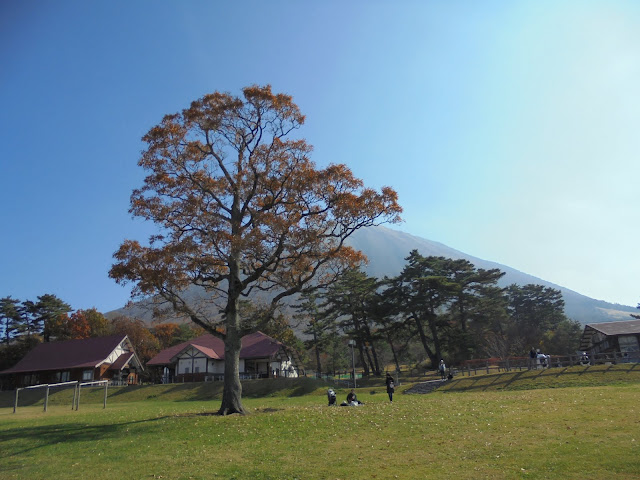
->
[{"left": 1, "top": 365, "right": 639, "bottom": 480}]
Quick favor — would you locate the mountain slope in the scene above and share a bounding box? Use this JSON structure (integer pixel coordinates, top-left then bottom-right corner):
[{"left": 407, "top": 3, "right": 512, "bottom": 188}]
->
[
  {"left": 347, "top": 226, "right": 636, "bottom": 324},
  {"left": 107, "top": 226, "right": 637, "bottom": 325}
]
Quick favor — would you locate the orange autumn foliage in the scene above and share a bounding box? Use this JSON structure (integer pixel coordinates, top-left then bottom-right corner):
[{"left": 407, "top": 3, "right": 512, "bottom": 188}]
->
[{"left": 109, "top": 85, "right": 402, "bottom": 415}]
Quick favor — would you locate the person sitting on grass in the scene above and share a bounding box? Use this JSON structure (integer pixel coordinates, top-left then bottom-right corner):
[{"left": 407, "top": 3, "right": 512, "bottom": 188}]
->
[{"left": 346, "top": 389, "right": 363, "bottom": 405}]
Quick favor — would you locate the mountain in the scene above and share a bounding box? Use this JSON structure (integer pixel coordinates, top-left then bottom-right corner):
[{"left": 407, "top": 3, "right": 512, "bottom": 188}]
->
[
  {"left": 347, "top": 226, "right": 637, "bottom": 324},
  {"left": 106, "top": 226, "right": 637, "bottom": 325}
]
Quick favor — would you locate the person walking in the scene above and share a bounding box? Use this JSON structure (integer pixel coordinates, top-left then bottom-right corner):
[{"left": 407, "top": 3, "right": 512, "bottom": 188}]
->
[
  {"left": 385, "top": 373, "right": 395, "bottom": 402},
  {"left": 438, "top": 359, "right": 446, "bottom": 380}
]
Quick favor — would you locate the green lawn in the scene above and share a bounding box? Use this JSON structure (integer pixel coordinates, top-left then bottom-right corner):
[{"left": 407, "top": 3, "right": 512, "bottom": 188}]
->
[{"left": 1, "top": 368, "right": 639, "bottom": 479}]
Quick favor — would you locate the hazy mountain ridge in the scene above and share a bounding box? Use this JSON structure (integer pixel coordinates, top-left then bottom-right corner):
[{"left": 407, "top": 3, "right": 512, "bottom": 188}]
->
[
  {"left": 348, "top": 226, "right": 636, "bottom": 324},
  {"left": 107, "top": 226, "right": 637, "bottom": 325}
]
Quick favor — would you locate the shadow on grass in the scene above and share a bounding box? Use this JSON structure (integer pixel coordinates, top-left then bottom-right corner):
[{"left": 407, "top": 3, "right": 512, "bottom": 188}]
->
[
  {"left": 442, "top": 364, "right": 640, "bottom": 394},
  {"left": 0, "top": 415, "right": 173, "bottom": 458}
]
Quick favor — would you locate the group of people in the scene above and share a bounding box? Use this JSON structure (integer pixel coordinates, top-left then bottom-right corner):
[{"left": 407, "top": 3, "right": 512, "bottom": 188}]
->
[
  {"left": 327, "top": 373, "right": 396, "bottom": 406},
  {"left": 529, "top": 347, "right": 551, "bottom": 369},
  {"left": 327, "top": 360, "right": 455, "bottom": 407}
]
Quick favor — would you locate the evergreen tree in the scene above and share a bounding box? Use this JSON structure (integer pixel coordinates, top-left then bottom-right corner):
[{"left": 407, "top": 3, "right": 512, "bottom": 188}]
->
[
  {"left": 322, "top": 269, "right": 383, "bottom": 376},
  {"left": 0, "top": 296, "right": 23, "bottom": 343},
  {"left": 294, "top": 291, "right": 336, "bottom": 377},
  {"left": 387, "top": 252, "right": 458, "bottom": 367},
  {"left": 33, "top": 294, "right": 72, "bottom": 342},
  {"left": 504, "top": 284, "right": 569, "bottom": 355}
]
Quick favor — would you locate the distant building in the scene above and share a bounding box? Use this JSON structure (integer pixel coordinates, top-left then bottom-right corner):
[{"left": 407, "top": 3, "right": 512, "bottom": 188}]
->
[
  {"left": 0, "top": 335, "right": 143, "bottom": 388},
  {"left": 147, "top": 331, "right": 301, "bottom": 383},
  {"left": 579, "top": 320, "right": 640, "bottom": 362}
]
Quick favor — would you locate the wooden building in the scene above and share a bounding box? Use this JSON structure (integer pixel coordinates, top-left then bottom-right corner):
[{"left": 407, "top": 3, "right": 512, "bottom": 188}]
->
[
  {"left": 147, "top": 331, "right": 301, "bottom": 383},
  {"left": 0, "top": 335, "right": 143, "bottom": 388},
  {"left": 579, "top": 320, "right": 640, "bottom": 362}
]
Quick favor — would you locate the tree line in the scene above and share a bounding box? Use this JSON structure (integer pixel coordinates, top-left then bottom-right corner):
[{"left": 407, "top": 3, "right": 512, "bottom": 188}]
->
[{"left": 295, "top": 250, "right": 583, "bottom": 377}]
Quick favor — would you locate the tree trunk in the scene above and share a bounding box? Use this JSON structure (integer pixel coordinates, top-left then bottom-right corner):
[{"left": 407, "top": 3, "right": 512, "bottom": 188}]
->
[
  {"left": 218, "top": 260, "right": 246, "bottom": 415},
  {"left": 427, "top": 312, "right": 443, "bottom": 366},
  {"left": 313, "top": 330, "right": 322, "bottom": 377},
  {"left": 370, "top": 344, "right": 381, "bottom": 376},
  {"left": 357, "top": 343, "right": 369, "bottom": 376},
  {"left": 413, "top": 314, "right": 436, "bottom": 366},
  {"left": 386, "top": 333, "right": 401, "bottom": 372},
  {"left": 218, "top": 307, "right": 245, "bottom": 415}
]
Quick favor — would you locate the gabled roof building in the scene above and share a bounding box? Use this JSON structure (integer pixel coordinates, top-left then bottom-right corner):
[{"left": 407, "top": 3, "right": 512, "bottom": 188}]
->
[
  {"left": 0, "top": 335, "right": 143, "bottom": 388},
  {"left": 147, "top": 331, "right": 301, "bottom": 383},
  {"left": 579, "top": 320, "right": 640, "bottom": 361}
]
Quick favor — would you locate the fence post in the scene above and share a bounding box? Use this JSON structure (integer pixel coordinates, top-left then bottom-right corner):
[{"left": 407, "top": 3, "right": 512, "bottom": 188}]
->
[
  {"left": 486, "top": 362, "right": 490, "bottom": 374},
  {"left": 44, "top": 385, "right": 49, "bottom": 413},
  {"left": 13, "top": 388, "right": 19, "bottom": 414},
  {"left": 103, "top": 382, "right": 108, "bottom": 409}
]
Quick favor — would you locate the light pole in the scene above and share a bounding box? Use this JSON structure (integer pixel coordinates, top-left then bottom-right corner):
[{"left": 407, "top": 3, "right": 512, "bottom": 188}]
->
[{"left": 348, "top": 340, "right": 357, "bottom": 388}]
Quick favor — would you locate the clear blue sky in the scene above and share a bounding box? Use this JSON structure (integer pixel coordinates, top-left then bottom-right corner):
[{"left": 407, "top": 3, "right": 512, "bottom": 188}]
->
[{"left": 1, "top": 1, "right": 638, "bottom": 313}]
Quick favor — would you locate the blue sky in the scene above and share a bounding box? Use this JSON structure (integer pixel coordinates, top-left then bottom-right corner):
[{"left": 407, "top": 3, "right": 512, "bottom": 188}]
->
[{"left": 1, "top": 1, "right": 639, "bottom": 313}]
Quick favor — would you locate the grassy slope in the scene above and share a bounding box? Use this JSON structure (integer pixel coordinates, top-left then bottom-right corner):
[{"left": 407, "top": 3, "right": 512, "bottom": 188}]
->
[
  {"left": 1, "top": 365, "right": 639, "bottom": 480},
  {"left": 438, "top": 363, "right": 640, "bottom": 393}
]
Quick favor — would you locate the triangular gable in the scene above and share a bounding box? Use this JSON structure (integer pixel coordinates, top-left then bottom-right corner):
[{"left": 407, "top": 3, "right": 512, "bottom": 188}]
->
[
  {"left": 0, "top": 335, "right": 129, "bottom": 374},
  {"left": 168, "top": 343, "right": 222, "bottom": 363},
  {"left": 108, "top": 350, "right": 144, "bottom": 372},
  {"left": 148, "top": 333, "right": 225, "bottom": 366},
  {"left": 109, "top": 352, "right": 135, "bottom": 371}
]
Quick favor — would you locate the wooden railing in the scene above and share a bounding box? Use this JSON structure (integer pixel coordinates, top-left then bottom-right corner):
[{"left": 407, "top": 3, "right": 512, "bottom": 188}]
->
[{"left": 457, "top": 351, "right": 640, "bottom": 376}]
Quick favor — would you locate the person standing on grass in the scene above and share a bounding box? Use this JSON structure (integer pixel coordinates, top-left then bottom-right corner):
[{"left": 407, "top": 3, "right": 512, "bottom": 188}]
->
[
  {"left": 529, "top": 347, "right": 537, "bottom": 369},
  {"left": 439, "top": 359, "right": 446, "bottom": 380},
  {"left": 385, "top": 373, "right": 395, "bottom": 402}
]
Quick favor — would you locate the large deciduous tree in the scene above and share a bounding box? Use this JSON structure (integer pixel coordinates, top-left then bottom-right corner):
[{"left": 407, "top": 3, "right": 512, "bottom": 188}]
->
[{"left": 109, "top": 85, "right": 402, "bottom": 415}]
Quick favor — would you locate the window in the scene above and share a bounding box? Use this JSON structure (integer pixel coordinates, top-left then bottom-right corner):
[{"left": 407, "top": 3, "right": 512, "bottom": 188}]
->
[
  {"left": 23, "top": 374, "right": 38, "bottom": 386},
  {"left": 55, "top": 371, "right": 70, "bottom": 383},
  {"left": 194, "top": 366, "right": 200, "bottom": 373},
  {"left": 619, "top": 335, "right": 640, "bottom": 353},
  {"left": 184, "top": 367, "right": 190, "bottom": 374},
  {"left": 82, "top": 370, "right": 93, "bottom": 381}
]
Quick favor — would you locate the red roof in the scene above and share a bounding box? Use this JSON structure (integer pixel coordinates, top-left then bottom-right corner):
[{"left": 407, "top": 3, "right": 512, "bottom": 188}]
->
[
  {"left": 109, "top": 352, "right": 136, "bottom": 371},
  {"left": 240, "top": 331, "right": 284, "bottom": 359},
  {"left": 147, "top": 333, "right": 224, "bottom": 366},
  {"left": 147, "top": 331, "right": 286, "bottom": 366},
  {"left": 0, "top": 335, "right": 129, "bottom": 374}
]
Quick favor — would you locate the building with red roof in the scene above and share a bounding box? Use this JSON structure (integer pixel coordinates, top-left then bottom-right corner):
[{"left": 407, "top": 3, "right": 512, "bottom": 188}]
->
[
  {"left": 0, "top": 335, "right": 143, "bottom": 388},
  {"left": 147, "top": 331, "right": 301, "bottom": 383}
]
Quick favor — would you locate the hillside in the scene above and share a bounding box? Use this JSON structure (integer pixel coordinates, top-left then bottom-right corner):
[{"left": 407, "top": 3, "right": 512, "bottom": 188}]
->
[
  {"left": 107, "top": 226, "right": 637, "bottom": 325},
  {"left": 347, "top": 226, "right": 637, "bottom": 324}
]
